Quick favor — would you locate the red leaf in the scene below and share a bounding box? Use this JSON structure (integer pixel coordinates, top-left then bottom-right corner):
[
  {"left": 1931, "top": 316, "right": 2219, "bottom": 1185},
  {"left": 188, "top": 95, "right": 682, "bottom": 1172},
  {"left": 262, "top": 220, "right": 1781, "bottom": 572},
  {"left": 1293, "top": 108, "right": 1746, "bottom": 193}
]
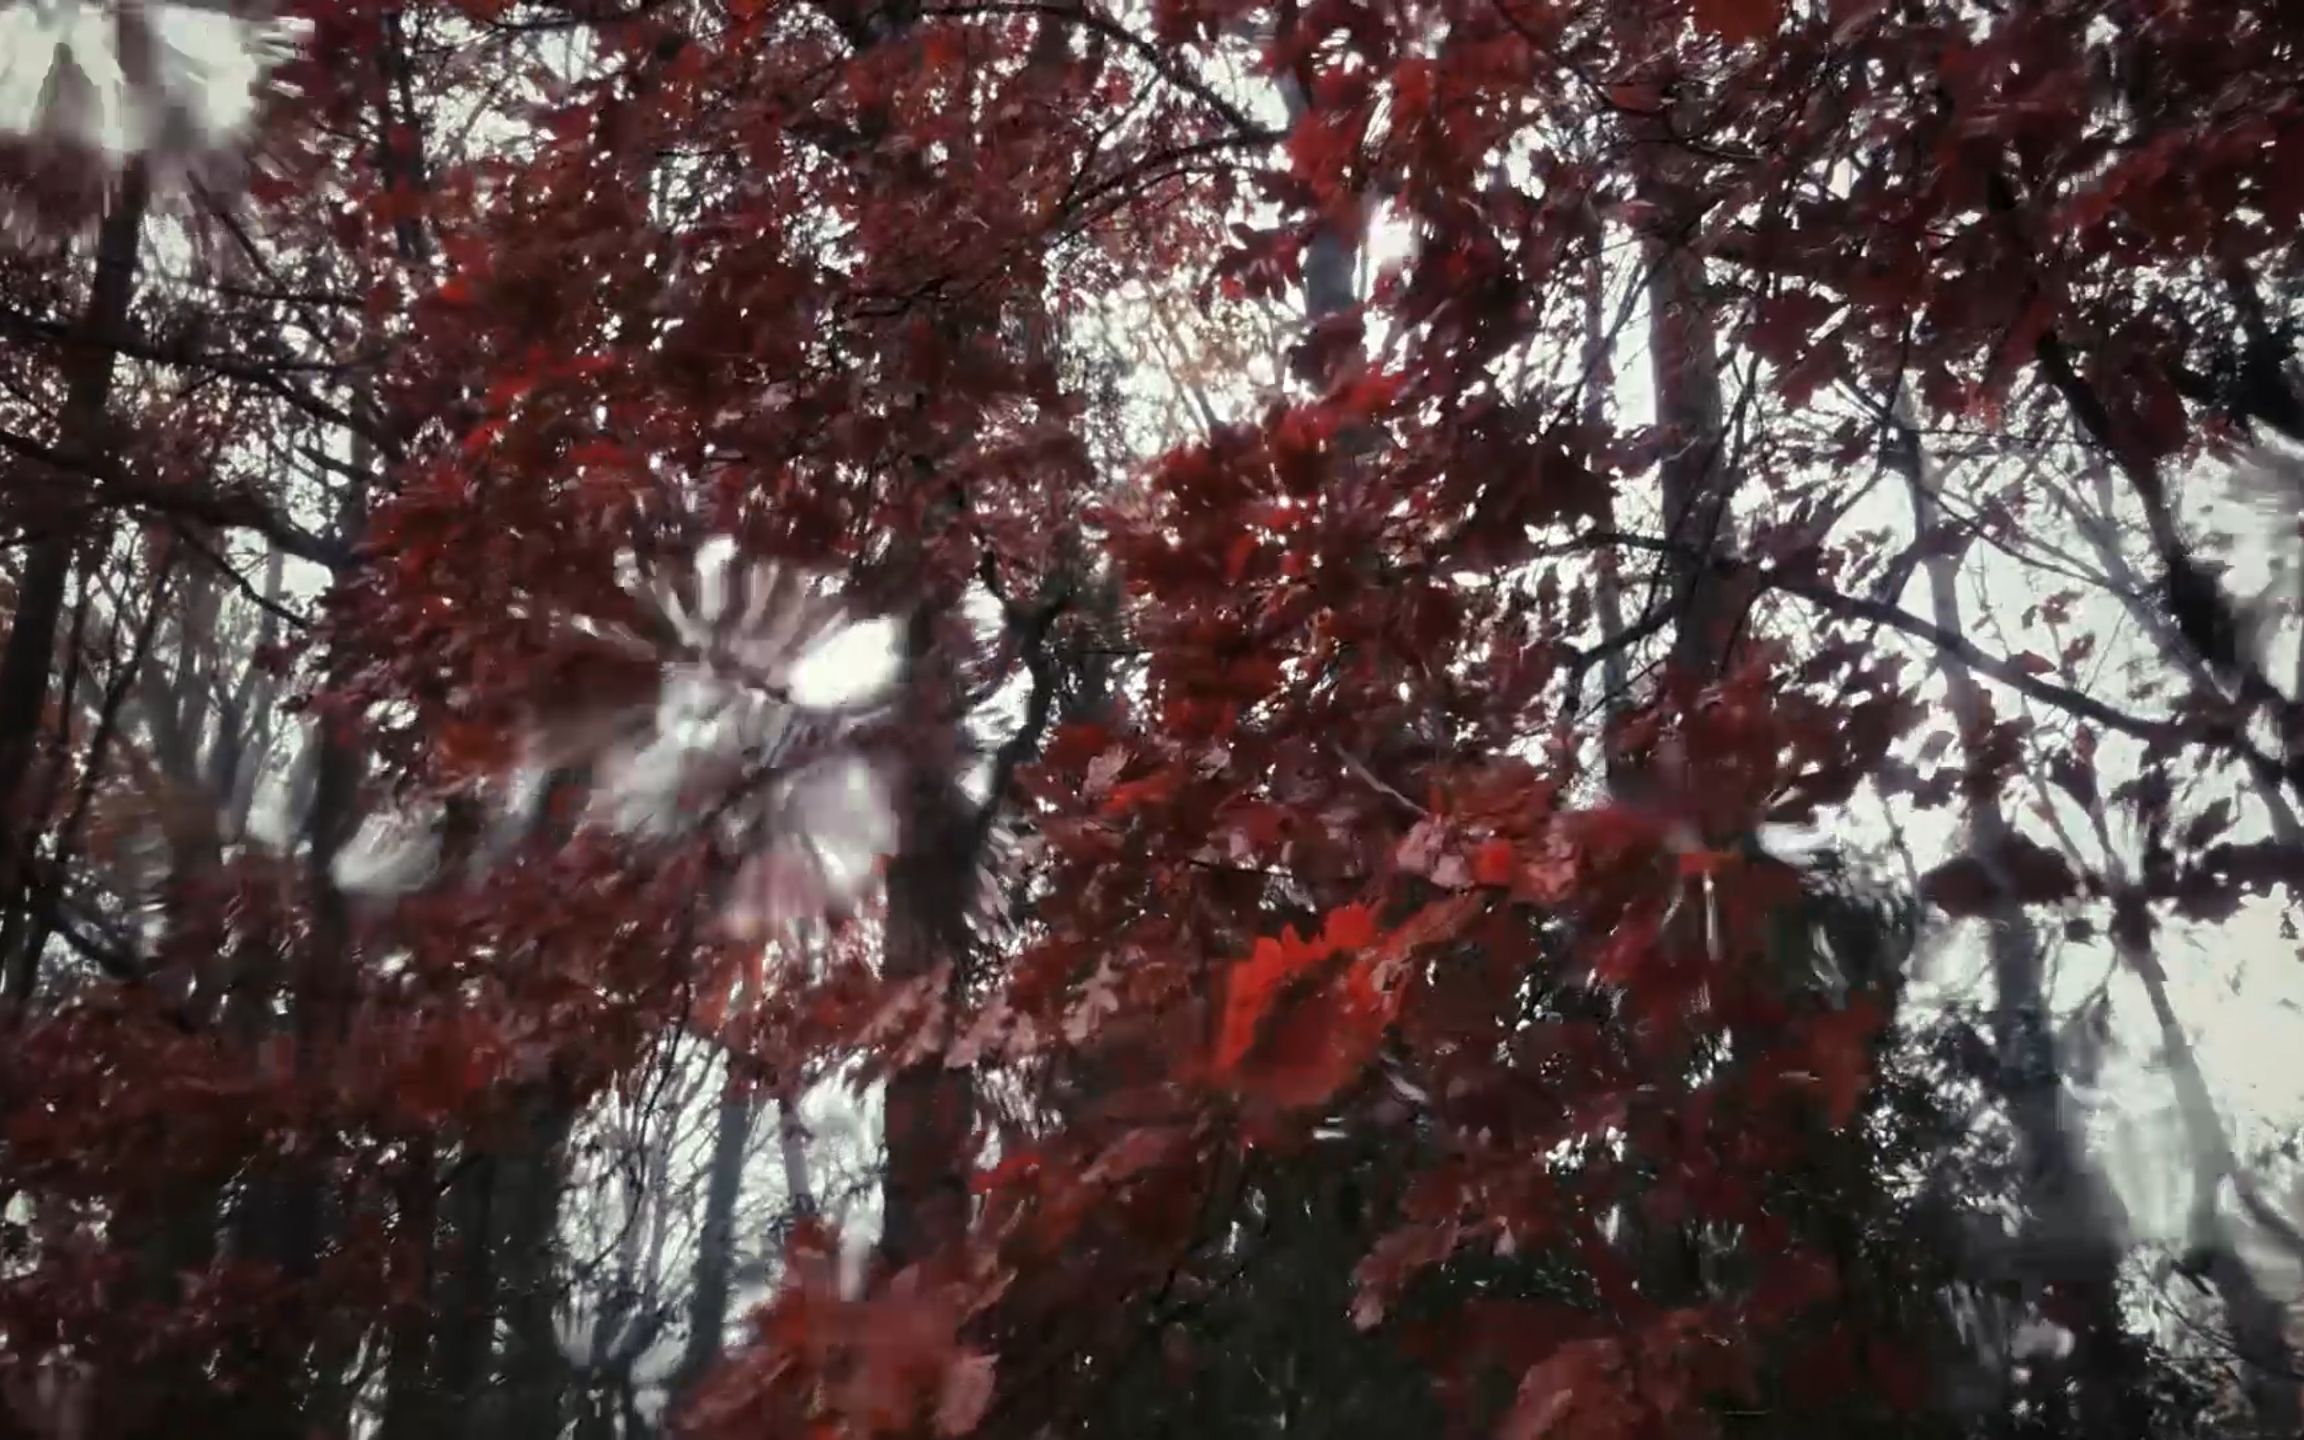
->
[
  {"left": 1216, "top": 907, "right": 1403, "bottom": 1108},
  {"left": 2183, "top": 798, "right": 2236, "bottom": 851},
  {"left": 2050, "top": 751, "right": 2098, "bottom": 809},
  {"left": 436, "top": 718, "right": 515, "bottom": 780},
  {"left": 1395, "top": 817, "right": 1449, "bottom": 877},
  {"left": 1502, "top": 1339, "right": 1640, "bottom": 1440},
  {"left": 1369, "top": 892, "right": 1481, "bottom": 989},
  {"left": 1919, "top": 856, "right": 1998, "bottom": 916},
  {"left": 1324, "top": 902, "right": 1379, "bottom": 951},
  {"left": 1103, "top": 769, "right": 1180, "bottom": 816},
  {"left": 1472, "top": 838, "right": 1518, "bottom": 887},
  {"left": 1083, "top": 745, "right": 1131, "bottom": 799},
  {"left": 1998, "top": 834, "right": 2082, "bottom": 904},
  {"left": 1922, "top": 836, "right": 2077, "bottom": 916},
  {"left": 1216, "top": 933, "right": 1326, "bottom": 1072},
  {"left": 1747, "top": 289, "right": 1840, "bottom": 369},
  {"left": 1251, "top": 998, "right": 1383, "bottom": 1106},
  {"left": 1353, "top": 1221, "right": 1464, "bottom": 1329},
  {"left": 936, "top": 1352, "right": 996, "bottom": 1436},
  {"left": 973, "top": 1149, "right": 1042, "bottom": 1195},
  {"left": 1290, "top": 311, "right": 1366, "bottom": 387},
  {"left": 1224, "top": 532, "right": 1259, "bottom": 582},
  {"left": 1692, "top": 0, "right": 1780, "bottom": 44},
  {"left": 1084, "top": 1127, "right": 1182, "bottom": 1186}
]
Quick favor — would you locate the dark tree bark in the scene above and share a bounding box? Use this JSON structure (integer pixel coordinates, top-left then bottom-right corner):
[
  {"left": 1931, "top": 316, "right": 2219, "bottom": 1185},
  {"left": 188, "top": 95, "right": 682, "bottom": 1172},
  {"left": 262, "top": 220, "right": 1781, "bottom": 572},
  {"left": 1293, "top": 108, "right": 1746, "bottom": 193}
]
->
[
  {"left": 672, "top": 1073, "right": 759, "bottom": 1400},
  {"left": 487, "top": 1099, "right": 578, "bottom": 1440},
  {"left": 431, "top": 1152, "right": 500, "bottom": 1435},
  {"left": 1613, "top": 81, "right": 1745, "bottom": 1311},
  {"left": 876, "top": 601, "right": 980, "bottom": 1273},
  {"left": 1626, "top": 91, "right": 1741, "bottom": 683},
  {"left": 0, "top": 169, "right": 229, "bottom": 1440},
  {"left": 0, "top": 165, "right": 148, "bottom": 1012},
  {"left": 380, "top": 1139, "right": 440, "bottom": 1440}
]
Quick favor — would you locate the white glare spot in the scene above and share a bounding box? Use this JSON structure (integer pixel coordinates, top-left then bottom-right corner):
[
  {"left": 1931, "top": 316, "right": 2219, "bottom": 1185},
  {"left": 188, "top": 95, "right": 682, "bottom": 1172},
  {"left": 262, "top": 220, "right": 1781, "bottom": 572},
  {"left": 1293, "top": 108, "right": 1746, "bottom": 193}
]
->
[
  {"left": 788, "top": 616, "right": 901, "bottom": 709},
  {"left": 0, "top": 1, "right": 282, "bottom": 157}
]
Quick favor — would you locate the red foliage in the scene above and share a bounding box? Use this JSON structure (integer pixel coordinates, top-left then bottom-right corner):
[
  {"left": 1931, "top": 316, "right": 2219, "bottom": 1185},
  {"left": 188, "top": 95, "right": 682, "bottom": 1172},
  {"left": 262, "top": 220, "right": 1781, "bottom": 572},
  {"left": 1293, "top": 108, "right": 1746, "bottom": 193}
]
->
[{"left": 8, "top": 0, "right": 2299, "bottom": 1432}]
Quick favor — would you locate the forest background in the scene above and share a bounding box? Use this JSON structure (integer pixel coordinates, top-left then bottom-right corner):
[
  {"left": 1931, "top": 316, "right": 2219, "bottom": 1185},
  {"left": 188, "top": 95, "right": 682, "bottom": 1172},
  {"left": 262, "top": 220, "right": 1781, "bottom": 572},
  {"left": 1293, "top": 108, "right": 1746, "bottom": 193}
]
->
[{"left": 3, "top": 0, "right": 2304, "bottom": 1436}]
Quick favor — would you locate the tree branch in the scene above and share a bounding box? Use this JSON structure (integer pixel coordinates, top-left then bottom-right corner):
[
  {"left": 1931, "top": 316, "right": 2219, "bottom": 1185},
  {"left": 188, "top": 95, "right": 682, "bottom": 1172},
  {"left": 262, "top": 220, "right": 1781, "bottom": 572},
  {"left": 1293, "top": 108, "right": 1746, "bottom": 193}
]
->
[
  {"left": 965, "top": 562, "right": 1071, "bottom": 859},
  {"left": 1580, "top": 525, "right": 2177, "bottom": 740},
  {"left": 0, "top": 427, "right": 341, "bottom": 565},
  {"left": 0, "top": 299, "right": 389, "bottom": 447},
  {"left": 923, "top": 1, "right": 1278, "bottom": 143},
  {"left": 1768, "top": 572, "right": 2171, "bottom": 741}
]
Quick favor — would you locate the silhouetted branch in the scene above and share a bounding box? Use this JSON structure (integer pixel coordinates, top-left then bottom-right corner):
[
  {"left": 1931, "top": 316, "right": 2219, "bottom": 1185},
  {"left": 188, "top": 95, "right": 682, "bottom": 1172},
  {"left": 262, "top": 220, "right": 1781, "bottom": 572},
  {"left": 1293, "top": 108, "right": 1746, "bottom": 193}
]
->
[{"left": 0, "top": 427, "right": 339, "bottom": 565}]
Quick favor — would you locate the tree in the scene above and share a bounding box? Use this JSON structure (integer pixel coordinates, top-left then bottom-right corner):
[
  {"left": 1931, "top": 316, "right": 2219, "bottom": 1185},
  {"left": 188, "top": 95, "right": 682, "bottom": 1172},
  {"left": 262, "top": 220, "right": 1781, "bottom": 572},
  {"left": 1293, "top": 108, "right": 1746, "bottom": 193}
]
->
[{"left": 5, "top": 0, "right": 2304, "bottom": 1436}]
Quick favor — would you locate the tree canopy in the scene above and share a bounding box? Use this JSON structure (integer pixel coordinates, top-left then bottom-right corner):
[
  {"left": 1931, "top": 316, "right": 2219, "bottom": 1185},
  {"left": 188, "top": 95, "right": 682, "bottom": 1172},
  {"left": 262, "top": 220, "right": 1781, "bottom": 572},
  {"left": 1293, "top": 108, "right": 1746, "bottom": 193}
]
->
[{"left": 2, "top": 0, "right": 2303, "bottom": 1436}]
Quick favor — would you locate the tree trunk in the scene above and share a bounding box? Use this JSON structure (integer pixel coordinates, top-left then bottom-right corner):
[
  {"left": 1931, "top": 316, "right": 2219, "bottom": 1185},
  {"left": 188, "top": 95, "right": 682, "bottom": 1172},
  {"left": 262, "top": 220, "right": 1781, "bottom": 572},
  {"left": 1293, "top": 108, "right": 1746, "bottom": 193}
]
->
[
  {"left": 10, "top": 170, "right": 217, "bottom": 1440},
  {"left": 431, "top": 1152, "right": 500, "bottom": 1435},
  {"left": 1578, "top": 194, "right": 1633, "bottom": 721},
  {"left": 1616, "top": 87, "right": 1742, "bottom": 1311},
  {"left": 778, "top": 1090, "right": 816, "bottom": 1219},
  {"left": 1629, "top": 99, "right": 1739, "bottom": 681},
  {"left": 380, "top": 1139, "right": 440, "bottom": 1440},
  {"left": 1891, "top": 397, "right": 2151, "bottom": 1439},
  {"left": 574, "top": 1105, "right": 666, "bottom": 1440},
  {"left": 876, "top": 604, "right": 979, "bottom": 1273},
  {"left": 217, "top": 472, "right": 369, "bottom": 1439},
  {"left": 673, "top": 1071, "right": 758, "bottom": 1399},
  {"left": 487, "top": 1099, "right": 577, "bottom": 1440},
  {"left": 0, "top": 164, "right": 149, "bottom": 1012},
  {"left": 2108, "top": 892, "right": 2302, "bottom": 1436}
]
